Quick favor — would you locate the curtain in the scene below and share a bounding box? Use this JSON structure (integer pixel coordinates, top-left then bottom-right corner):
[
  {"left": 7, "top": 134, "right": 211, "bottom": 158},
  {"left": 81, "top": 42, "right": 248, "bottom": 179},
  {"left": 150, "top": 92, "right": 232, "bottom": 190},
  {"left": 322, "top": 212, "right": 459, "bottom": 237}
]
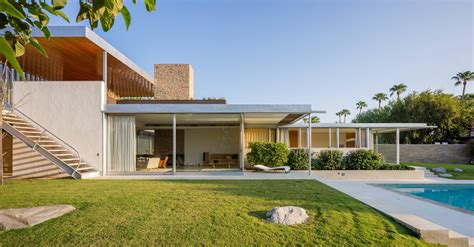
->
[
  {"left": 245, "top": 128, "right": 270, "bottom": 147},
  {"left": 279, "top": 129, "right": 290, "bottom": 147},
  {"left": 107, "top": 115, "right": 136, "bottom": 173}
]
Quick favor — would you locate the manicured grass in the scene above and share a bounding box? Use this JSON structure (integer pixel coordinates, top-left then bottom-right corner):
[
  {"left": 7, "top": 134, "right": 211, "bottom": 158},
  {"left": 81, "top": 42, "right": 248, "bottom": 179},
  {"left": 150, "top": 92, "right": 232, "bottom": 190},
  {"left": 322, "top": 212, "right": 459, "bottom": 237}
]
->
[
  {"left": 0, "top": 180, "right": 431, "bottom": 246},
  {"left": 403, "top": 162, "right": 474, "bottom": 180}
]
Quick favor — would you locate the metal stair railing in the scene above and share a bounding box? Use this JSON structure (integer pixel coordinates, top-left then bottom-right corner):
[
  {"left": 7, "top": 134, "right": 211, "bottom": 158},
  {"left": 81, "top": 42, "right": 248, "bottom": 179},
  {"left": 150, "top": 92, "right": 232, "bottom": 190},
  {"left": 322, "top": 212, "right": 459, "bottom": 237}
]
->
[{"left": 5, "top": 108, "right": 84, "bottom": 178}]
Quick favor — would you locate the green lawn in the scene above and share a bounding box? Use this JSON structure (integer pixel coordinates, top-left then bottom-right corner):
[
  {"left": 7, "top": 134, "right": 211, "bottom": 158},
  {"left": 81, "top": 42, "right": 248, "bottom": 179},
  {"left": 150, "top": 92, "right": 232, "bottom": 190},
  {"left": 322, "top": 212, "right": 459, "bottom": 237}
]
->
[
  {"left": 0, "top": 179, "right": 431, "bottom": 246},
  {"left": 403, "top": 162, "right": 474, "bottom": 180}
]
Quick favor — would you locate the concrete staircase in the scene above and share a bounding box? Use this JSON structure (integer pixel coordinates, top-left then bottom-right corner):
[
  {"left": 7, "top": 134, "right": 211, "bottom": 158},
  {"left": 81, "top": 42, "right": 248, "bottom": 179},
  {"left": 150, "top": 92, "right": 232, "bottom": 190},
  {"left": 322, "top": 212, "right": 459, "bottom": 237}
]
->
[
  {"left": 412, "top": 166, "right": 438, "bottom": 179},
  {"left": 2, "top": 110, "right": 99, "bottom": 179}
]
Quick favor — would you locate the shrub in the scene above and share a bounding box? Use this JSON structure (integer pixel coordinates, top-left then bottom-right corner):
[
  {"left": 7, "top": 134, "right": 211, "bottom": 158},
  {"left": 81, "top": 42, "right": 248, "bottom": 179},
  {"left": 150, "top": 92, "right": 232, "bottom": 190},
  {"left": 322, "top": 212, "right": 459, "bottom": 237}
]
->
[
  {"left": 287, "top": 149, "right": 309, "bottom": 170},
  {"left": 471, "top": 141, "right": 474, "bottom": 164},
  {"left": 342, "top": 149, "right": 384, "bottom": 170},
  {"left": 377, "top": 163, "right": 414, "bottom": 170},
  {"left": 247, "top": 142, "right": 289, "bottom": 167},
  {"left": 312, "top": 150, "right": 343, "bottom": 170}
]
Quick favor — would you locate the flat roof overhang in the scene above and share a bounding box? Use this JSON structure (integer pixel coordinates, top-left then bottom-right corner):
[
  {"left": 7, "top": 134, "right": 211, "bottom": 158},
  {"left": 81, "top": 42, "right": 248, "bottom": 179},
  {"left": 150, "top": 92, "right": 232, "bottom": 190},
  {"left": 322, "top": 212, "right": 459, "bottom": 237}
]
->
[
  {"left": 1, "top": 26, "right": 154, "bottom": 97},
  {"left": 105, "top": 104, "right": 324, "bottom": 126},
  {"left": 280, "top": 123, "right": 436, "bottom": 133}
]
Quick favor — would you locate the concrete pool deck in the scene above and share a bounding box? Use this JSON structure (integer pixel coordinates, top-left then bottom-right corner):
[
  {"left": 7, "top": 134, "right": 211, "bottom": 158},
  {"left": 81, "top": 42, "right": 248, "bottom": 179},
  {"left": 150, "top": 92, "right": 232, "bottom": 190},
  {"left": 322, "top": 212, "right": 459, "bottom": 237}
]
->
[{"left": 317, "top": 178, "right": 474, "bottom": 241}]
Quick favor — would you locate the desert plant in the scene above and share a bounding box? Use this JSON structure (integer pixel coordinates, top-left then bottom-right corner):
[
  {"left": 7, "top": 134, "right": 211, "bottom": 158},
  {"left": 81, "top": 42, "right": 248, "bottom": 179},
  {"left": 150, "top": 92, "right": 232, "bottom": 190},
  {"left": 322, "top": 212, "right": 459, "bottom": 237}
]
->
[
  {"left": 247, "top": 142, "right": 289, "bottom": 167},
  {"left": 312, "top": 150, "right": 343, "bottom": 170},
  {"left": 287, "top": 149, "right": 309, "bottom": 170},
  {"left": 342, "top": 149, "right": 384, "bottom": 170}
]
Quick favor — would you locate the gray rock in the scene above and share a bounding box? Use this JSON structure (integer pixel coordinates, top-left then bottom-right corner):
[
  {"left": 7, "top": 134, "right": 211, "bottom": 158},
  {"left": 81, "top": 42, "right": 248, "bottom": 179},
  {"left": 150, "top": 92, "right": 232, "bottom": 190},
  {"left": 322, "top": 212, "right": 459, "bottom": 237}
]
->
[
  {"left": 431, "top": 167, "right": 447, "bottom": 173},
  {"left": 0, "top": 205, "right": 75, "bottom": 230},
  {"left": 453, "top": 168, "right": 463, "bottom": 173},
  {"left": 438, "top": 173, "right": 453, "bottom": 178},
  {"left": 266, "top": 206, "right": 309, "bottom": 225}
]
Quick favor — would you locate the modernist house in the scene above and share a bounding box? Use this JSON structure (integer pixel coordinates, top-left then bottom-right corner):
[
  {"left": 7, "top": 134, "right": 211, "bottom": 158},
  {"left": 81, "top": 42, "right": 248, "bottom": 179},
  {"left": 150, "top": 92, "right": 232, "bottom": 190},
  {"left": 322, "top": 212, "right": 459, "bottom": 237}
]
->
[{"left": 1, "top": 26, "right": 432, "bottom": 179}]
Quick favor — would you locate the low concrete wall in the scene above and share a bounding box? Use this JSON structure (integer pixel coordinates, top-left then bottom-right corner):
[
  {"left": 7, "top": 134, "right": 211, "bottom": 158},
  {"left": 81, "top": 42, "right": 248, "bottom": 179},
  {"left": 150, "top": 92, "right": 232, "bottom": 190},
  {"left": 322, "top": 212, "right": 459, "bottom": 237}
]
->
[
  {"left": 315, "top": 170, "right": 424, "bottom": 181},
  {"left": 377, "top": 144, "right": 470, "bottom": 164}
]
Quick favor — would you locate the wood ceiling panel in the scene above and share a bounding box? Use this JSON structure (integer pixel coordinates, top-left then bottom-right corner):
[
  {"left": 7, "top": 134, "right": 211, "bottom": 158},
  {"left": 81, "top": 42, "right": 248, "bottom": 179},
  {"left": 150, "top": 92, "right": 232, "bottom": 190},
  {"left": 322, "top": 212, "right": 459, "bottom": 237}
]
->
[{"left": 4, "top": 37, "right": 154, "bottom": 98}]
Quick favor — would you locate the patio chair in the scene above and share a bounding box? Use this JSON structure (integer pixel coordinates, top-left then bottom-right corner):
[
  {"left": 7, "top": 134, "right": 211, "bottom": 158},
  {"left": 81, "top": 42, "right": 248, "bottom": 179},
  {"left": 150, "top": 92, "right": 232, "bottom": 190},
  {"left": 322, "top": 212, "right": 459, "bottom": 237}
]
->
[
  {"left": 159, "top": 156, "right": 169, "bottom": 168},
  {"left": 146, "top": 157, "right": 161, "bottom": 171},
  {"left": 253, "top": 165, "right": 291, "bottom": 173}
]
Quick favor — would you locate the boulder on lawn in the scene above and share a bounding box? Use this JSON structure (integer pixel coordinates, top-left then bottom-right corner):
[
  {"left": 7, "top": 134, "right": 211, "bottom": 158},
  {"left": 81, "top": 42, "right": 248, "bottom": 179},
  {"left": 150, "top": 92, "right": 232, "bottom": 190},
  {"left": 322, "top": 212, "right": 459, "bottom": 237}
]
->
[
  {"left": 453, "top": 168, "right": 463, "bottom": 173},
  {"left": 266, "top": 206, "right": 309, "bottom": 225},
  {"left": 438, "top": 173, "right": 453, "bottom": 178},
  {"left": 0, "top": 205, "right": 75, "bottom": 230},
  {"left": 431, "top": 167, "right": 446, "bottom": 173}
]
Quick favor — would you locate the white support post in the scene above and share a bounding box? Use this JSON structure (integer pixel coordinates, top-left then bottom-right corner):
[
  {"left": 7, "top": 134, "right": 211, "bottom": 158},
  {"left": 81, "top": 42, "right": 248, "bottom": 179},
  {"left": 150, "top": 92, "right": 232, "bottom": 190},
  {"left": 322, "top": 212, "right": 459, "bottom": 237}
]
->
[
  {"left": 336, "top": 128, "right": 340, "bottom": 148},
  {"left": 276, "top": 127, "right": 280, "bottom": 142},
  {"left": 172, "top": 113, "right": 177, "bottom": 174},
  {"left": 357, "top": 128, "right": 362, "bottom": 148},
  {"left": 375, "top": 132, "right": 379, "bottom": 153},
  {"left": 396, "top": 128, "right": 400, "bottom": 165},
  {"left": 240, "top": 113, "right": 245, "bottom": 172},
  {"left": 328, "top": 128, "right": 332, "bottom": 148},
  {"left": 298, "top": 128, "right": 301, "bottom": 148},
  {"left": 366, "top": 128, "right": 370, "bottom": 149},
  {"left": 268, "top": 128, "right": 271, "bottom": 142},
  {"left": 307, "top": 114, "right": 312, "bottom": 175},
  {"left": 101, "top": 51, "right": 107, "bottom": 176}
]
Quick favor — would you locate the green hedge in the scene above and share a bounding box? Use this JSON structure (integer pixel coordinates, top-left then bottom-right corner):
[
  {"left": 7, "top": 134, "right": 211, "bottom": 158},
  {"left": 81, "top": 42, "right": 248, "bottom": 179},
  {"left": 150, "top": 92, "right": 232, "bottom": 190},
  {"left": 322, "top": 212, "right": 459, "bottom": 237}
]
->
[
  {"left": 247, "top": 142, "right": 289, "bottom": 167},
  {"left": 342, "top": 149, "right": 384, "bottom": 170},
  {"left": 312, "top": 150, "right": 343, "bottom": 170},
  {"left": 311, "top": 149, "right": 412, "bottom": 170},
  {"left": 287, "top": 149, "right": 309, "bottom": 170}
]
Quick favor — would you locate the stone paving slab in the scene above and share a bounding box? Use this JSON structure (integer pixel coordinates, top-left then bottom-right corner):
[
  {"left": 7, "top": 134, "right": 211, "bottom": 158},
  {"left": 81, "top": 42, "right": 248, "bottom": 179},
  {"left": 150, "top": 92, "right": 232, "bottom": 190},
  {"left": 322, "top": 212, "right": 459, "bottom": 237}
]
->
[{"left": 0, "top": 205, "right": 75, "bottom": 230}]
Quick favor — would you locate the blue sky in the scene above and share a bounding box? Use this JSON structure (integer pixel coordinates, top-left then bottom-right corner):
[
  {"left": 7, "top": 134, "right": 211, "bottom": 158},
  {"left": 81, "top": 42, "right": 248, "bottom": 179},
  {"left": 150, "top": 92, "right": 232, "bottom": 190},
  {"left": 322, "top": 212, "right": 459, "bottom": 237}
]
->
[{"left": 51, "top": 0, "right": 473, "bottom": 122}]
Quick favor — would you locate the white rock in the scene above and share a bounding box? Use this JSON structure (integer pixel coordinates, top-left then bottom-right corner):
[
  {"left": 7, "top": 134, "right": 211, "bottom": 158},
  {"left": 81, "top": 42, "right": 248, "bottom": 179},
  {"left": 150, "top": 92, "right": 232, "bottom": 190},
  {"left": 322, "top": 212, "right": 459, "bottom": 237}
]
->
[
  {"left": 453, "top": 168, "right": 463, "bottom": 173},
  {"left": 439, "top": 173, "right": 453, "bottom": 178},
  {"left": 266, "top": 206, "right": 309, "bottom": 225},
  {"left": 431, "top": 167, "right": 447, "bottom": 173},
  {"left": 0, "top": 205, "right": 75, "bottom": 230}
]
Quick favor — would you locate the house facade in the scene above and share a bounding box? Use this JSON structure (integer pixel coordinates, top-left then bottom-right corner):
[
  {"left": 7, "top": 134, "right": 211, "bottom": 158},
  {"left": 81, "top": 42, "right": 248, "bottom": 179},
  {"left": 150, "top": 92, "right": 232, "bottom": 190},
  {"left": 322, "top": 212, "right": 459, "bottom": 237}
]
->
[{"left": 1, "top": 26, "right": 432, "bottom": 179}]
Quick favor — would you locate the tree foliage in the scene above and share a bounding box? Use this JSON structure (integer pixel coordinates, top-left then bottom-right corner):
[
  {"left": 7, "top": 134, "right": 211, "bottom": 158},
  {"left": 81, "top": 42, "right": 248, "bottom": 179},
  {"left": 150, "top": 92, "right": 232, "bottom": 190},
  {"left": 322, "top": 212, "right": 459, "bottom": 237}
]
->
[
  {"left": 0, "top": 0, "right": 157, "bottom": 78},
  {"left": 354, "top": 90, "right": 474, "bottom": 143}
]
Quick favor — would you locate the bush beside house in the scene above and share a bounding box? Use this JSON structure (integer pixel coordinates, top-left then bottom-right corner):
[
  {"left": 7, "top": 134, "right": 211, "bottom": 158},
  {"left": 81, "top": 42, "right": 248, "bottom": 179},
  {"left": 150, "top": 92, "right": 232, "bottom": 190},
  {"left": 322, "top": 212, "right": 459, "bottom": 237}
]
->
[
  {"left": 312, "top": 150, "right": 343, "bottom": 170},
  {"left": 287, "top": 149, "right": 309, "bottom": 170},
  {"left": 312, "top": 149, "right": 413, "bottom": 170},
  {"left": 247, "top": 142, "right": 413, "bottom": 170},
  {"left": 247, "top": 142, "right": 289, "bottom": 167}
]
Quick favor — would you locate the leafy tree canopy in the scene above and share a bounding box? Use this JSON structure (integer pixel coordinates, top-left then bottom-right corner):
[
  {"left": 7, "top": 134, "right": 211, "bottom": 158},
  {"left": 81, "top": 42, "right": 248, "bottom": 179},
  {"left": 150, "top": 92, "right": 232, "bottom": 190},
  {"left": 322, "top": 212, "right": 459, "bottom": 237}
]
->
[{"left": 353, "top": 90, "right": 474, "bottom": 144}]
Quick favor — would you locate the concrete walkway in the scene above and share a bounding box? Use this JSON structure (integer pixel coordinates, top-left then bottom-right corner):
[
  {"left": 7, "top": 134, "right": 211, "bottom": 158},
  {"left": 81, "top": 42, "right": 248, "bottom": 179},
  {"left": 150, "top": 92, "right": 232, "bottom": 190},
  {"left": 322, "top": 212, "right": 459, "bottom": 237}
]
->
[{"left": 318, "top": 178, "right": 474, "bottom": 238}]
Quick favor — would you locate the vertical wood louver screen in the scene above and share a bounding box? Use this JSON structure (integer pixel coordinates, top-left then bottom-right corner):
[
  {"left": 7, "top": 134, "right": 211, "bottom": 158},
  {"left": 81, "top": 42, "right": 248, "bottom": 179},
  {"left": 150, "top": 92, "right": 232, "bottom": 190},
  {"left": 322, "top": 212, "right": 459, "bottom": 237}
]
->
[{"left": 107, "top": 115, "right": 136, "bottom": 173}]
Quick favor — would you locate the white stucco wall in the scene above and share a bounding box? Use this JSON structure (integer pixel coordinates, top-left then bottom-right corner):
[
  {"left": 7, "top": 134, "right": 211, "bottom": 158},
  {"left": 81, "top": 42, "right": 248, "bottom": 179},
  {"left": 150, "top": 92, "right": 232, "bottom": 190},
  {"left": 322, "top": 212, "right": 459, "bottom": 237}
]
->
[
  {"left": 184, "top": 128, "right": 240, "bottom": 165},
  {"left": 12, "top": 81, "right": 103, "bottom": 171}
]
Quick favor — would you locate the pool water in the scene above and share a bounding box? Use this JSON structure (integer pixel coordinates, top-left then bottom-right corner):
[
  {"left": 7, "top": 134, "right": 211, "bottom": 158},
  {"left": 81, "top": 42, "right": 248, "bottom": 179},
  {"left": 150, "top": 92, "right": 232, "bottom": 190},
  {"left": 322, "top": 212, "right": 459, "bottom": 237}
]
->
[{"left": 381, "top": 184, "right": 474, "bottom": 212}]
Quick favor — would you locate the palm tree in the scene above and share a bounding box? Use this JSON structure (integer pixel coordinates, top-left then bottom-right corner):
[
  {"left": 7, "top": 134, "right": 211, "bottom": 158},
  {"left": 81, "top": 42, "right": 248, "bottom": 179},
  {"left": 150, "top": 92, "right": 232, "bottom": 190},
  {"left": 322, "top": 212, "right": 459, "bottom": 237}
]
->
[
  {"left": 372, "top": 93, "right": 388, "bottom": 108},
  {"left": 303, "top": 116, "right": 320, "bottom": 123},
  {"left": 356, "top": 101, "right": 368, "bottom": 114},
  {"left": 340, "top": 109, "right": 351, "bottom": 123},
  {"left": 451, "top": 71, "right": 474, "bottom": 99},
  {"left": 335, "top": 111, "right": 342, "bottom": 123},
  {"left": 389, "top": 83, "right": 407, "bottom": 100}
]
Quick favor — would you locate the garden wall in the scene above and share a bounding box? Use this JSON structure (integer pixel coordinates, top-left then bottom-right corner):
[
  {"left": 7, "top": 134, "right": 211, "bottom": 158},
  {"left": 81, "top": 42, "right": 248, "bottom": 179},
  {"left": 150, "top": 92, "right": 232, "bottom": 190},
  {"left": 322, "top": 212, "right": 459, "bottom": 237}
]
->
[{"left": 377, "top": 144, "right": 470, "bottom": 164}]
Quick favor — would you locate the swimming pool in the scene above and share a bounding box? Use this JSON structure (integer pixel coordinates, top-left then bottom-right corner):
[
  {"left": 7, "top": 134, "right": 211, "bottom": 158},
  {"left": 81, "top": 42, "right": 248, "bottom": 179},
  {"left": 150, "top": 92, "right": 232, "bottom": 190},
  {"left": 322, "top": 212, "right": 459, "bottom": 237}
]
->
[{"left": 380, "top": 184, "right": 474, "bottom": 213}]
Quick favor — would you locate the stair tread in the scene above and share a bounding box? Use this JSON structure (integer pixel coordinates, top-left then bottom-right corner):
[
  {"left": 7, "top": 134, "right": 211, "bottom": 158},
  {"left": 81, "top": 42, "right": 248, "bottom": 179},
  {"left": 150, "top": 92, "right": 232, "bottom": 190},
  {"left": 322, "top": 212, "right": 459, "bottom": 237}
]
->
[{"left": 4, "top": 111, "right": 93, "bottom": 180}]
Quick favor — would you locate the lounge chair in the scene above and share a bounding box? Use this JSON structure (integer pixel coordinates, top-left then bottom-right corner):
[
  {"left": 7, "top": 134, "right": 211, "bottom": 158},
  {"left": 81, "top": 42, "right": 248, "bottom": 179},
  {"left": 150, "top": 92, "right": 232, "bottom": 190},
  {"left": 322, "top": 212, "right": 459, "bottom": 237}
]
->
[
  {"left": 146, "top": 157, "right": 161, "bottom": 171},
  {"left": 253, "top": 165, "right": 291, "bottom": 173},
  {"left": 159, "top": 156, "right": 169, "bottom": 168}
]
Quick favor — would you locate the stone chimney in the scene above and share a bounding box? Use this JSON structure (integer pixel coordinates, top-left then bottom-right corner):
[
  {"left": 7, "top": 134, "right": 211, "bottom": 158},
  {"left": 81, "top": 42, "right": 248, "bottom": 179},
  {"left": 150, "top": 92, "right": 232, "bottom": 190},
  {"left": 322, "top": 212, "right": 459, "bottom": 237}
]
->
[{"left": 154, "top": 64, "right": 194, "bottom": 100}]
